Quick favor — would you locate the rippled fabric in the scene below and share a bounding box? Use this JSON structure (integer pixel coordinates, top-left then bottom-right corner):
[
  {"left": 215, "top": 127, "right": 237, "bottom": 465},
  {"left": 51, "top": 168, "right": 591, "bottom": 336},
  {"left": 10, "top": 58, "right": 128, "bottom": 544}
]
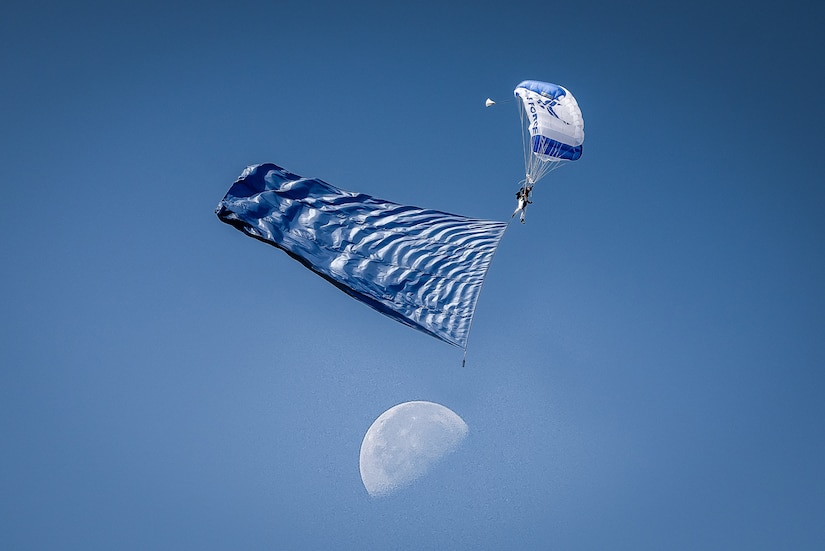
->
[{"left": 216, "top": 163, "right": 507, "bottom": 349}]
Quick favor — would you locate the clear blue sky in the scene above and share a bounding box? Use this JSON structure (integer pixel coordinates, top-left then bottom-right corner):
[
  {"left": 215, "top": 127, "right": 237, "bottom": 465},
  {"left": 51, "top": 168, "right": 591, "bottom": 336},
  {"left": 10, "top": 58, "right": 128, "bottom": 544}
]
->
[{"left": 2, "top": 0, "right": 824, "bottom": 549}]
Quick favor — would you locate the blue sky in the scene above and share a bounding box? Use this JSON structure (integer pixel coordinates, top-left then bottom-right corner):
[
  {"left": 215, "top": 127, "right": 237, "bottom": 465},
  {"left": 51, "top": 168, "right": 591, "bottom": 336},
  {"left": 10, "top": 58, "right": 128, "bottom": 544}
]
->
[{"left": 2, "top": 0, "right": 824, "bottom": 549}]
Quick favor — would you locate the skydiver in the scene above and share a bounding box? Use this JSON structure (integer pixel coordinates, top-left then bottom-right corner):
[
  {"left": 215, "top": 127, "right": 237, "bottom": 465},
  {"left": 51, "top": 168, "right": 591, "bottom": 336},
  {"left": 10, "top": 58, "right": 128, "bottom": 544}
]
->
[{"left": 512, "top": 182, "right": 533, "bottom": 224}]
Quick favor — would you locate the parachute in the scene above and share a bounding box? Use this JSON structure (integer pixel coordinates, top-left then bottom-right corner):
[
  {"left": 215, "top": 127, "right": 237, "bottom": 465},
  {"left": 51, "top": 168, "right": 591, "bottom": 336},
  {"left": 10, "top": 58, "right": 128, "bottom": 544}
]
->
[
  {"left": 216, "top": 164, "right": 507, "bottom": 353},
  {"left": 513, "top": 80, "right": 584, "bottom": 186}
]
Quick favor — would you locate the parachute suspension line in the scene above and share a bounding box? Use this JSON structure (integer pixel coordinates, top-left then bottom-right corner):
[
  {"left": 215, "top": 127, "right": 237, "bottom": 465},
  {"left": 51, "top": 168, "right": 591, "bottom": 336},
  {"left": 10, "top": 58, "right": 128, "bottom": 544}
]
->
[
  {"left": 517, "top": 99, "right": 556, "bottom": 186},
  {"left": 515, "top": 93, "right": 568, "bottom": 187},
  {"left": 518, "top": 98, "right": 532, "bottom": 185}
]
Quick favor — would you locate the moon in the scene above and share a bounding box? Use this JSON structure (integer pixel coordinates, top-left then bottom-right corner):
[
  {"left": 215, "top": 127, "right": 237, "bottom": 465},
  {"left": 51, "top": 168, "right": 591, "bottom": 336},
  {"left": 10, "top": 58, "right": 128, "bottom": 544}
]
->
[{"left": 359, "top": 400, "right": 469, "bottom": 497}]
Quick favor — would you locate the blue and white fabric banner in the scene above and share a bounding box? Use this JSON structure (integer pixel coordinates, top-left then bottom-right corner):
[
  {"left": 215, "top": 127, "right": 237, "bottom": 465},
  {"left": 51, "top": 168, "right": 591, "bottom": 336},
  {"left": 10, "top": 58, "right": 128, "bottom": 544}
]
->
[{"left": 216, "top": 163, "right": 507, "bottom": 349}]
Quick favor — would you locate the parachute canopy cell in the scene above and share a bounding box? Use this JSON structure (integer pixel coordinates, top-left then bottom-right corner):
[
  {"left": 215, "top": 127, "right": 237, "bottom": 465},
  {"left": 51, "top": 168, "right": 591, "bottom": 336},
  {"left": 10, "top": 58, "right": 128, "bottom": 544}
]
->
[
  {"left": 216, "top": 164, "right": 507, "bottom": 350},
  {"left": 514, "top": 80, "right": 584, "bottom": 184}
]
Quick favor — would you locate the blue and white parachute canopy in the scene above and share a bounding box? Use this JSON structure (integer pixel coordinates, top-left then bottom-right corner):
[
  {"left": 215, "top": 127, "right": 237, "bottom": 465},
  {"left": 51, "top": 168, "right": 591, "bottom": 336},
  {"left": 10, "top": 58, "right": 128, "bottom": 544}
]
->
[
  {"left": 216, "top": 164, "right": 507, "bottom": 351},
  {"left": 514, "top": 80, "right": 584, "bottom": 185}
]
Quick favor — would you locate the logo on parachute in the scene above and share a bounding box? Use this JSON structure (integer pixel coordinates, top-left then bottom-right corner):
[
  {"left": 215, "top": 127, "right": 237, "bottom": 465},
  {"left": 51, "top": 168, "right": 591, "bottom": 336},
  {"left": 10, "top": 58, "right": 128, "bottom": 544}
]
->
[
  {"left": 525, "top": 91, "right": 565, "bottom": 134},
  {"left": 537, "top": 97, "right": 561, "bottom": 119}
]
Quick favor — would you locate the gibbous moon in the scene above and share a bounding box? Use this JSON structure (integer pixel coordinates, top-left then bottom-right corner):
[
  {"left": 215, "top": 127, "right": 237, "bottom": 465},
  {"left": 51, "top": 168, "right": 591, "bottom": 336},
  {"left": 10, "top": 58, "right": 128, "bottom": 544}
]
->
[{"left": 359, "top": 400, "right": 468, "bottom": 497}]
